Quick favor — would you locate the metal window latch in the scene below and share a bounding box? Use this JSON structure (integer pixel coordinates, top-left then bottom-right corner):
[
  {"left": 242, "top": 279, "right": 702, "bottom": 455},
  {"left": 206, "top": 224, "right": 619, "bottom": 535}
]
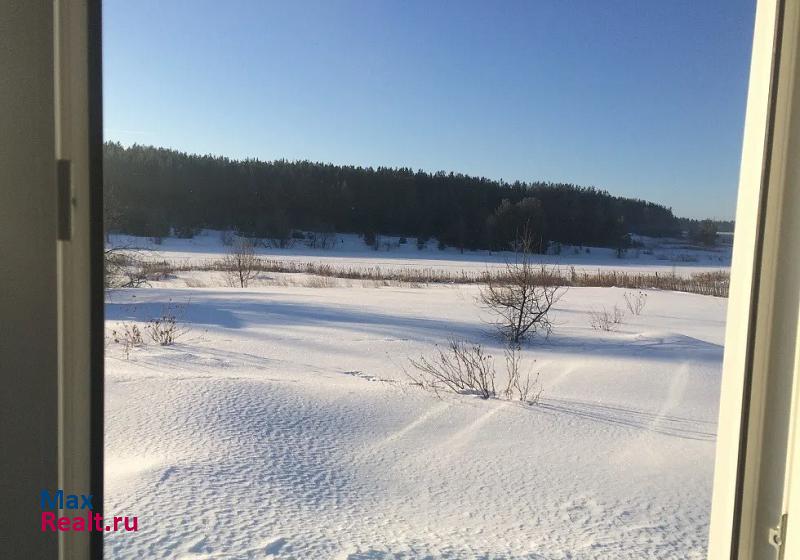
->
[
  {"left": 768, "top": 513, "right": 788, "bottom": 558},
  {"left": 57, "top": 158, "right": 71, "bottom": 240}
]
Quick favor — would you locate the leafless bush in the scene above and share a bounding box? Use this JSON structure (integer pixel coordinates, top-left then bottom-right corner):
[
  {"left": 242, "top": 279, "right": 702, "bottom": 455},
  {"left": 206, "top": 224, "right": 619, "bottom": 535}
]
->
[
  {"left": 221, "top": 239, "right": 260, "bottom": 287},
  {"left": 409, "top": 340, "right": 542, "bottom": 403},
  {"left": 408, "top": 340, "right": 496, "bottom": 399},
  {"left": 503, "top": 345, "right": 542, "bottom": 404},
  {"left": 146, "top": 316, "right": 179, "bottom": 345},
  {"left": 479, "top": 228, "right": 565, "bottom": 343},
  {"left": 145, "top": 303, "right": 188, "bottom": 346},
  {"left": 303, "top": 276, "right": 338, "bottom": 288},
  {"left": 110, "top": 322, "right": 144, "bottom": 359},
  {"left": 588, "top": 305, "right": 625, "bottom": 331},
  {"left": 623, "top": 290, "right": 648, "bottom": 315}
]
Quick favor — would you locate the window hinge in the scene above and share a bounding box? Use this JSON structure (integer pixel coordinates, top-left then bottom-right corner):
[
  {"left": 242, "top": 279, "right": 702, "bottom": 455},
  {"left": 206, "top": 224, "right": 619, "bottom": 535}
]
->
[
  {"left": 768, "top": 513, "right": 788, "bottom": 558},
  {"left": 57, "top": 158, "right": 71, "bottom": 240}
]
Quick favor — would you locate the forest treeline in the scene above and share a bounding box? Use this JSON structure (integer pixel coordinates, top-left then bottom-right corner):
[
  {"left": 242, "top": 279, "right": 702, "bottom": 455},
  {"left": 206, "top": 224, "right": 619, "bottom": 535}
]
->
[{"left": 104, "top": 142, "right": 730, "bottom": 251}]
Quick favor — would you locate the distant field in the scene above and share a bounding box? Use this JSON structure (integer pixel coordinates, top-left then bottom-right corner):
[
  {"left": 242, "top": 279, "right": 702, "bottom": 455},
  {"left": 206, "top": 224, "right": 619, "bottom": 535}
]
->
[{"left": 109, "top": 230, "right": 732, "bottom": 278}]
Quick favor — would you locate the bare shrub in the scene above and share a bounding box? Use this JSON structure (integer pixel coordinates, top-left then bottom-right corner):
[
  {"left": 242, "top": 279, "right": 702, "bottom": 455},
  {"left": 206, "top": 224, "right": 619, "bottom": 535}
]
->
[
  {"left": 221, "top": 239, "right": 260, "bottom": 287},
  {"left": 623, "top": 290, "right": 648, "bottom": 315},
  {"left": 588, "top": 305, "right": 625, "bottom": 331},
  {"left": 303, "top": 276, "right": 338, "bottom": 288},
  {"left": 408, "top": 340, "right": 496, "bottom": 399},
  {"left": 145, "top": 303, "right": 188, "bottom": 346},
  {"left": 110, "top": 322, "right": 144, "bottom": 359},
  {"left": 409, "top": 340, "right": 542, "bottom": 403},
  {"left": 480, "top": 227, "right": 565, "bottom": 343},
  {"left": 146, "top": 315, "right": 179, "bottom": 345},
  {"left": 503, "top": 345, "right": 542, "bottom": 404}
]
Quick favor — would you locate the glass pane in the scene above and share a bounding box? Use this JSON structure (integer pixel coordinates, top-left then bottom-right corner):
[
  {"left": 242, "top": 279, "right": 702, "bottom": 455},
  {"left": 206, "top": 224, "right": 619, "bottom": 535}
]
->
[{"left": 102, "top": 2, "right": 754, "bottom": 558}]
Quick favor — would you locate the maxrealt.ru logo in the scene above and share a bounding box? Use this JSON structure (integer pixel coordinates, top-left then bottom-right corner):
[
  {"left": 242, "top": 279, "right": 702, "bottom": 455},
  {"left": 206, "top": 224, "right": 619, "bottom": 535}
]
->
[{"left": 40, "top": 490, "right": 138, "bottom": 532}]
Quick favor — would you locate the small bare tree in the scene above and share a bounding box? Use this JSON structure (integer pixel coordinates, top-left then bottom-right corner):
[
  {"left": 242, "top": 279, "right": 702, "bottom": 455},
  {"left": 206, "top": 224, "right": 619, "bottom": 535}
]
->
[
  {"left": 222, "top": 239, "right": 260, "bottom": 287},
  {"left": 480, "top": 227, "right": 565, "bottom": 343}
]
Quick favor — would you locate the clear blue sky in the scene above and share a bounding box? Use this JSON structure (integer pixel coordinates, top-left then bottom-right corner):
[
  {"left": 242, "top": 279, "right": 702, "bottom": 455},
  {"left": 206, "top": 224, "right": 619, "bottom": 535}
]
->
[{"left": 103, "top": 0, "right": 756, "bottom": 220}]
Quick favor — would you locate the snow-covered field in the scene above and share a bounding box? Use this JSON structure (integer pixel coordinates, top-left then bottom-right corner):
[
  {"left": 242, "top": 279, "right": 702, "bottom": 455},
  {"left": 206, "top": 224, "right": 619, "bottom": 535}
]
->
[
  {"left": 105, "top": 236, "right": 727, "bottom": 559},
  {"left": 110, "top": 231, "right": 732, "bottom": 278}
]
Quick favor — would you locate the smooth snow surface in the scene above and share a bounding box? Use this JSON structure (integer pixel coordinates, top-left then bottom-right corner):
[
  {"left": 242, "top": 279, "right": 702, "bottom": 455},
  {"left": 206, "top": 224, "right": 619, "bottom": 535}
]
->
[{"left": 106, "top": 269, "right": 724, "bottom": 559}]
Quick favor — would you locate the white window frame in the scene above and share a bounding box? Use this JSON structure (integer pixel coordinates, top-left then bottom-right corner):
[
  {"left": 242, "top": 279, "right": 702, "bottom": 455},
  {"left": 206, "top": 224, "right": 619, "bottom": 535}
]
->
[{"left": 710, "top": 0, "right": 800, "bottom": 558}]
